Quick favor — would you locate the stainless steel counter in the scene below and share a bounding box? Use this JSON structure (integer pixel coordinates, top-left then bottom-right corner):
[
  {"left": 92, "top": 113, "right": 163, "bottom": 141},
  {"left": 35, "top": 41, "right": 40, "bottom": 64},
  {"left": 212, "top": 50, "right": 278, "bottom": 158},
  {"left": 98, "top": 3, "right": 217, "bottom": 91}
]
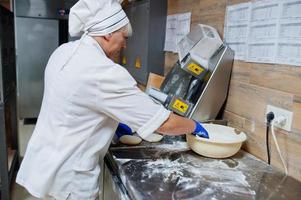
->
[{"left": 105, "top": 136, "right": 301, "bottom": 200}]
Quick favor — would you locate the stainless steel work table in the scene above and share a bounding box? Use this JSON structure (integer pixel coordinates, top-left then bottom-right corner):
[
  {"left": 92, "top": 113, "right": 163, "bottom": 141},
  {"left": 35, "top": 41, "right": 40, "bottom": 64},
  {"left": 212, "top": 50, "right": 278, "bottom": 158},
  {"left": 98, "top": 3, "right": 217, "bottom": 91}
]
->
[{"left": 104, "top": 136, "right": 301, "bottom": 200}]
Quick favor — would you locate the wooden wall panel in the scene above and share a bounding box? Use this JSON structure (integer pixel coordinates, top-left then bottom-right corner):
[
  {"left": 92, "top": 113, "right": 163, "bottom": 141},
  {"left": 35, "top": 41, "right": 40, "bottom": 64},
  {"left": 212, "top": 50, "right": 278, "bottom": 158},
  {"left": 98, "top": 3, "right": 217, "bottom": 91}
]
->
[
  {"left": 250, "top": 64, "right": 301, "bottom": 96},
  {"left": 226, "top": 81, "right": 293, "bottom": 122},
  {"left": 231, "top": 61, "right": 251, "bottom": 83},
  {"left": 167, "top": 0, "right": 301, "bottom": 181},
  {"left": 293, "top": 96, "right": 301, "bottom": 133},
  {"left": 168, "top": 0, "right": 201, "bottom": 26},
  {"left": 198, "top": 0, "right": 227, "bottom": 36},
  {"left": 228, "top": 0, "right": 250, "bottom": 4}
]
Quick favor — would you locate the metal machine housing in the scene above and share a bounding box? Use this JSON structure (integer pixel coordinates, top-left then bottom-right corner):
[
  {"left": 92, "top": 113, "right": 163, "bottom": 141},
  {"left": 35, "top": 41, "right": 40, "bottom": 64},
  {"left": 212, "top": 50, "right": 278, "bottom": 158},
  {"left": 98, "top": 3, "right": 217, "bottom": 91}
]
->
[{"left": 189, "top": 45, "right": 234, "bottom": 121}]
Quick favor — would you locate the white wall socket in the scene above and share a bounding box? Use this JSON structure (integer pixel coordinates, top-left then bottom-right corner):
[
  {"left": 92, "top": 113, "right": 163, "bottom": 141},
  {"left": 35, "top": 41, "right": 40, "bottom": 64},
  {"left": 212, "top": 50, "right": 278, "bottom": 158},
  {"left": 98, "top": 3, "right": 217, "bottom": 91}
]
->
[{"left": 266, "top": 105, "right": 293, "bottom": 132}]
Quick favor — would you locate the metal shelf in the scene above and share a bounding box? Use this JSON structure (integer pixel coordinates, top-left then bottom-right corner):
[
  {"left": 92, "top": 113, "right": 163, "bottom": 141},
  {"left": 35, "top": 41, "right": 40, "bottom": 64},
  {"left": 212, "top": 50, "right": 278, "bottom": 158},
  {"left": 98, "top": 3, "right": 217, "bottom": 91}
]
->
[
  {"left": 0, "top": 150, "right": 17, "bottom": 183},
  {"left": 0, "top": 5, "right": 19, "bottom": 200},
  {"left": 0, "top": 105, "right": 18, "bottom": 199},
  {"left": 0, "top": 100, "right": 19, "bottom": 200},
  {"left": 8, "top": 149, "right": 18, "bottom": 182}
]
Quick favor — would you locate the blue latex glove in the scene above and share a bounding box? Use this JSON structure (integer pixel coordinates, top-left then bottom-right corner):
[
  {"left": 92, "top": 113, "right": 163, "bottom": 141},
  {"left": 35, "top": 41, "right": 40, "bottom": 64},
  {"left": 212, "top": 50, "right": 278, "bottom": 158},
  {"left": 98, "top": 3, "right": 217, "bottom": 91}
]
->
[
  {"left": 115, "top": 123, "right": 133, "bottom": 138},
  {"left": 192, "top": 121, "right": 209, "bottom": 139}
]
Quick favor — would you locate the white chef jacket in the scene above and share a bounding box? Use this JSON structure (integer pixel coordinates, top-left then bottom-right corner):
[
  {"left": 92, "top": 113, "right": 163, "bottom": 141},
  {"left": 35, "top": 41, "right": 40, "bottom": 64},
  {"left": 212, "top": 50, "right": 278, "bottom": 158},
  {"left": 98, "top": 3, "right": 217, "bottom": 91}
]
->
[{"left": 16, "top": 35, "right": 171, "bottom": 200}]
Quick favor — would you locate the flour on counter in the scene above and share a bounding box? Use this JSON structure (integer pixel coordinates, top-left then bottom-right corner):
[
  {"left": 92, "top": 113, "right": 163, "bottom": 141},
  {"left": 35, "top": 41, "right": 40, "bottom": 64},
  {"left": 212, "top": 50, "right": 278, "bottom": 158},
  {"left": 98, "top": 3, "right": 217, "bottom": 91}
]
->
[
  {"left": 143, "top": 158, "right": 186, "bottom": 182},
  {"left": 141, "top": 158, "right": 256, "bottom": 197}
]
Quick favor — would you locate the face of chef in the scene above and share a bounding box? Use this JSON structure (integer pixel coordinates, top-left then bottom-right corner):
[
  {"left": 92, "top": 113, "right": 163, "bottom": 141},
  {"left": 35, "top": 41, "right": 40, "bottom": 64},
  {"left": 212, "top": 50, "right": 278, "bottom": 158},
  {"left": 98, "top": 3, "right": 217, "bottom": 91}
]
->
[
  {"left": 104, "top": 28, "right": 128, "bottom": 59},
  {"left": 109, "top": 30, "right": 127, "bottom": 56},
  {"left": 94, "top": 24, "right": 132, "bottom": 60}
]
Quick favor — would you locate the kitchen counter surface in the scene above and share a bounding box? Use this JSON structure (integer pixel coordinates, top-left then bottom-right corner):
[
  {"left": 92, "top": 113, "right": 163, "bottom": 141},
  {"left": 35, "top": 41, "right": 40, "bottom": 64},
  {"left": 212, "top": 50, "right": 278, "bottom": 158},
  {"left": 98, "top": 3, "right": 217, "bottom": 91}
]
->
[{"left": 105, "top": 136, "right": 301, "bottom": 200}]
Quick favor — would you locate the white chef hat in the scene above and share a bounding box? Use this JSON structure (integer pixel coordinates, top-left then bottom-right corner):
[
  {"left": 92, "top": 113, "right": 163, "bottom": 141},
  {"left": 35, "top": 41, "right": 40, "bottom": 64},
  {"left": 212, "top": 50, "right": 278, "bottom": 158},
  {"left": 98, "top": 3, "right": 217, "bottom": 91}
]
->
[{"left": 69, "top": 0, "right": 131, "bottom": 37}]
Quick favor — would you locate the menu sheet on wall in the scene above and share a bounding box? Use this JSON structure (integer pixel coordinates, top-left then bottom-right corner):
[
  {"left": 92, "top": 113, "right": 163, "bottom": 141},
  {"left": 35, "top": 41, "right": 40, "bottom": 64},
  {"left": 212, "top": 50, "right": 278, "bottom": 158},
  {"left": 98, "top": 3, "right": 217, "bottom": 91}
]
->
[
  {"left": 164, "top": 12, "right": 191, "bottom": 53},
  {"left": 224, "top": 2, "right": 251, "bottom": 60},
  {"left": 224, "top": 0, "right": 301, "bottom": 66}
]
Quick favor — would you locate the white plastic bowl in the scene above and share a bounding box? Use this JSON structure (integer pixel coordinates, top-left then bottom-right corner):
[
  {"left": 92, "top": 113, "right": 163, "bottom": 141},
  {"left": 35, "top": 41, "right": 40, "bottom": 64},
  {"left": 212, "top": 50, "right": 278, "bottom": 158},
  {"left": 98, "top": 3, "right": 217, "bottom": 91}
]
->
[{"left": 186, "top": 124, "right": 247, "bottom": 158}]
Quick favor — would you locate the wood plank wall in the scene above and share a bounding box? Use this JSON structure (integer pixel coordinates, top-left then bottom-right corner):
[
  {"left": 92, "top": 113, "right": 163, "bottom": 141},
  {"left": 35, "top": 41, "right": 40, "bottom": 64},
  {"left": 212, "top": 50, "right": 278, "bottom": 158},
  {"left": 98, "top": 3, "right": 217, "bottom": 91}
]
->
[{"left": 167, "top": 0, "right": 301, "bottom": 181}]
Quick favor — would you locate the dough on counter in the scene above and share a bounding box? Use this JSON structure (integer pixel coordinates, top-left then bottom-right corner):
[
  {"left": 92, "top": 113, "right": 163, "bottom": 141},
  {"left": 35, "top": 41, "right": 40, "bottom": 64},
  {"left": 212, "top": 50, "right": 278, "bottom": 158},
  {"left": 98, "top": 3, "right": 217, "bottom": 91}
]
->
[
  {"left": 143, "top": 133, "right": 163, "bottom": 143},
  {"left": 119, "top": 135, "right": 142, "bottom": 145}
]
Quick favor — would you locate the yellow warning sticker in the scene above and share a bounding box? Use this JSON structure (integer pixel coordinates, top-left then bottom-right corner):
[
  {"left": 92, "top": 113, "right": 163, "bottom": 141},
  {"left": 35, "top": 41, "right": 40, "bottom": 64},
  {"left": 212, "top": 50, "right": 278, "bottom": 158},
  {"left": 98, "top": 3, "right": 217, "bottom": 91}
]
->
[
  {"left": 122, "top": 56, "right": 127, "bottom": 65},
  {"left": 172, "top": 99, "right": 189, "bottom": 113},
  {"left": 187, "top": 63, "right": 204, "bottom": 75},
  {"left": 135, "top": 57, "right": 141, "bottom": 69}
]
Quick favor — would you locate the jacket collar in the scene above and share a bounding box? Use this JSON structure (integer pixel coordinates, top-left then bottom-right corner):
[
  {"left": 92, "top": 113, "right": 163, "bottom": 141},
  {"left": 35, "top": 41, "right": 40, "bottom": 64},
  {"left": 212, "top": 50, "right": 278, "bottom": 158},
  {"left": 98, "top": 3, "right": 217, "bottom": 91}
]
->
[{"left": 83, "top": 35, "right": 106, "bottom": 56}]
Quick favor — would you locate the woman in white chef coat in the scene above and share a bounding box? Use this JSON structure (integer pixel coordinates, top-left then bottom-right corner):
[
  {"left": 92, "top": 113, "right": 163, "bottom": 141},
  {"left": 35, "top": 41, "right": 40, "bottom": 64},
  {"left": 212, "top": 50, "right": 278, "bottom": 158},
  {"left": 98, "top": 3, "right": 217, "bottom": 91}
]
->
[{"left": 16, "top": 0, "right": 208, "bottom": 199}]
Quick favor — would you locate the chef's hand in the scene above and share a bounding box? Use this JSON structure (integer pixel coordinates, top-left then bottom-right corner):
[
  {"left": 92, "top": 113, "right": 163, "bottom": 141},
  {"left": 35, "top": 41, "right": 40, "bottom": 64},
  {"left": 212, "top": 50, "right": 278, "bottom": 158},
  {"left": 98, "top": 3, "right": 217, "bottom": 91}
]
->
[
  {"left": 115, "top": 123, "right": 133, "bottom": 138},
  {"left": 192, "top": 121, "right": 209, "bottom": 139}
]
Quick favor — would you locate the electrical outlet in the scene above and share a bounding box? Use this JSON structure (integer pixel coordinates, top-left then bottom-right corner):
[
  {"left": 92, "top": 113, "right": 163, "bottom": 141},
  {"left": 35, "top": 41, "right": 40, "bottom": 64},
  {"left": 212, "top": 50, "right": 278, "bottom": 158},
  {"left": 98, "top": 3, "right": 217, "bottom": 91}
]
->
[{"left": 266, "top": 105, "right": 293, "bottom": 132}]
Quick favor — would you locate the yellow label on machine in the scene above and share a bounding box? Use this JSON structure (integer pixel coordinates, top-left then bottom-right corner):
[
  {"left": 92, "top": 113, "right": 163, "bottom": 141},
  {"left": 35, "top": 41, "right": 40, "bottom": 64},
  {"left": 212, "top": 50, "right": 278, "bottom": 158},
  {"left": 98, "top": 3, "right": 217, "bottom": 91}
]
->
[
  {"left": 122, "top": 56, "right": 127, "bottom": 65},
  {"left": 172, "top": 99, "right": 189, "bottom": 113},
  {"left": 187, "top": 63, "right": 204, "bottom": 75},
  {"left": 135, "top": 57, "right": 141, "bottom": 69}
]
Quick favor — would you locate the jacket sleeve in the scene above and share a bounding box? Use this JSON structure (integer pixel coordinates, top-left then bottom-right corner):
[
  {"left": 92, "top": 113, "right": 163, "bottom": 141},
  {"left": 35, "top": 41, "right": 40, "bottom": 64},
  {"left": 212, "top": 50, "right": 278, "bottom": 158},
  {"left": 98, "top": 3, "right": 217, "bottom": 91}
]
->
[{"left": 95, "top": 63, "right": 171, "bottom": 139}]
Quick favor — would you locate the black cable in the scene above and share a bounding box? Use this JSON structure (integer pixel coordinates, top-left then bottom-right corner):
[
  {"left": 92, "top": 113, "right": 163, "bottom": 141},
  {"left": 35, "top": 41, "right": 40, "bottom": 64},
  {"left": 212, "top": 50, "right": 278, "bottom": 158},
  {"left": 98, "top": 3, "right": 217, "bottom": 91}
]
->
[
  {"left": 266, "top": 112, "right": 275, "bottom": 165},
  {"left": 266, "top": 124, "right": 271, "bottom": 164}
]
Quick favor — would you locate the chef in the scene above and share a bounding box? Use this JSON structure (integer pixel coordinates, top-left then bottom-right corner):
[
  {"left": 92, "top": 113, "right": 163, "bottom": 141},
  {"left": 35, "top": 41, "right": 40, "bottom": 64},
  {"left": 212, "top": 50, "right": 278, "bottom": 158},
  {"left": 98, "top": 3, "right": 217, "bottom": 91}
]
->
[{"left": 16, "top": 0, "right": 208, "bottom": 199}]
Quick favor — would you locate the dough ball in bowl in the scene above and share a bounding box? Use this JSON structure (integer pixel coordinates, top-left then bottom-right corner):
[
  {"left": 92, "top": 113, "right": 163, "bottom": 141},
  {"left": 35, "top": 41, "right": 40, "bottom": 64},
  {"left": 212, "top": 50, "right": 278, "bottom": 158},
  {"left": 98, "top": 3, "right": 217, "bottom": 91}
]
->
[{"left": 186, "top": 124, "right": 247, "bottom": 158}]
